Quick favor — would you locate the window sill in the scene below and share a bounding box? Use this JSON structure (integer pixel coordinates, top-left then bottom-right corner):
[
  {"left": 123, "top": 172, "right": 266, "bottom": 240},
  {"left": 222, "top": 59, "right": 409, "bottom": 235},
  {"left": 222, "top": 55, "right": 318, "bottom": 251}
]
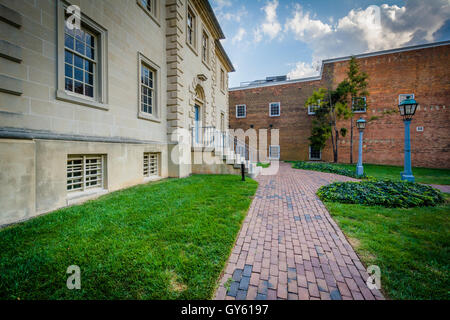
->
[
  {"left": 186, "top": 41, "right": 198, "bottom": 56},
  {"left": 353, "top": 110, "right": 367, "bottom": 114},
  {"left": 138, "top": 112, "right": 161, "bottom": 123},
  {"left": 67, "top": 188, "right": 108, "bottom": 206},
  {"left": 143, "top": 176, "right": 162, "bottom": 183},
  {"left": 136, "top": 0, "right": 161, "bottom": 27},
  {"left": 56, "top": 90, "right": 109, "bottom": 111},
  {"left": 270, "top": 115, "right": 281, "bottom": 117}
]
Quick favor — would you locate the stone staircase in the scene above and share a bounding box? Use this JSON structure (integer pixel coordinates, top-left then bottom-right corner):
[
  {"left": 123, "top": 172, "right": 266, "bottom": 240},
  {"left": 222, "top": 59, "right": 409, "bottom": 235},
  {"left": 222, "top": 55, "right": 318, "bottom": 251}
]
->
[{"left": 191, "top": 127, "right": 262, "bottom": 179}]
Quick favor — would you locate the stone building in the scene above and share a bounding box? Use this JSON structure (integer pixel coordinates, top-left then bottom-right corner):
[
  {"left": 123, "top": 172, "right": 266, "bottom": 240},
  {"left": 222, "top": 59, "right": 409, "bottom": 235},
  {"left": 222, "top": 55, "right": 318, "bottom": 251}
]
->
[
  {"left": 229, "top": 41, "right": 450, "bottom": 169},
  {"left": 0, "top": 0, "right": 242, "bottom": 225}
]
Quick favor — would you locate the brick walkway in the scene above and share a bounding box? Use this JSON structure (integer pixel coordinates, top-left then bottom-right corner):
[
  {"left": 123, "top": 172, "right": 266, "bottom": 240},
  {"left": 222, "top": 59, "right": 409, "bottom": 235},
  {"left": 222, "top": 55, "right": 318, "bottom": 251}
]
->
[{"left": 215, "top": 162, "right": 384, "bottom": 300}]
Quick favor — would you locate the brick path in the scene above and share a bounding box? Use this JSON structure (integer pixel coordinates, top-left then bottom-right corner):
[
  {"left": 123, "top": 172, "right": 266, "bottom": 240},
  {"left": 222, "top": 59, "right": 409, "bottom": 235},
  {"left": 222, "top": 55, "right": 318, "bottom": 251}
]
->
[{"left": 215, "top": 162, "right": 384, "bottom": 300}]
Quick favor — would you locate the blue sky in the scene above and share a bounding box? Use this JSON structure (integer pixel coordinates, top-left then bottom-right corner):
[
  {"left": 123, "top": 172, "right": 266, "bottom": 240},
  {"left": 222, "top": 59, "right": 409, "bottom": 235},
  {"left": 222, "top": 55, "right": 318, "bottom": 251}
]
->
[{"left": 211, "top": 0, "right": 450, "bottom": 87}]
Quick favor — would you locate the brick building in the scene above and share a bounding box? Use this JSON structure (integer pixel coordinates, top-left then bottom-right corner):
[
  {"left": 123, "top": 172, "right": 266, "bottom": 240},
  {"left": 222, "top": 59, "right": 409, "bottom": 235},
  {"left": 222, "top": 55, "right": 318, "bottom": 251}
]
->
[{"left": 229, "top": 41, "right": 450, "bottom": 169}]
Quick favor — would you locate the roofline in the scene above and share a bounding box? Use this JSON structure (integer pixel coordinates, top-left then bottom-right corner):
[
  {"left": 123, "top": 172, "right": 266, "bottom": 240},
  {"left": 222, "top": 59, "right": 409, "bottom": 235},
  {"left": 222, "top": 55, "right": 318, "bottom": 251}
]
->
[
  {"left": 197, "top": 0, "right": 226, "bottom": 40},
  {"left": 216, "top": 40, "right": 235, "bottom": 72},
  {"left": 230, "top": 40, "right": 450, "bottom": 91}
]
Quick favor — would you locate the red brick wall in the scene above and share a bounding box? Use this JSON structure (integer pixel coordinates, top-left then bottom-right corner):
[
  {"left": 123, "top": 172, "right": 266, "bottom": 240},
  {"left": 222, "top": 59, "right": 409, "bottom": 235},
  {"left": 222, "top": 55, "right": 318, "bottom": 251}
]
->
[{"left": 229, "top": 44, "right": 450, "bottom": 169}]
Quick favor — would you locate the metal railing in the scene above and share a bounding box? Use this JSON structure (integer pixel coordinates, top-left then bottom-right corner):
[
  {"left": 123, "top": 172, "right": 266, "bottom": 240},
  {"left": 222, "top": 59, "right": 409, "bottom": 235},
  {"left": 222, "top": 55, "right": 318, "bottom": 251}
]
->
[{"left": 191, "top": 126, "right": 258, "bottom": 164}]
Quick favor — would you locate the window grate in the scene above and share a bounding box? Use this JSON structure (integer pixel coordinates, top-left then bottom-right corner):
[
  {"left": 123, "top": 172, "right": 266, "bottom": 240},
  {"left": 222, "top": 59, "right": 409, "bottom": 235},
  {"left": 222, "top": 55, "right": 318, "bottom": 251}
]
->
[
  {"left": 236, "top": 104, "right": 246, "bottom": 118},
  {"left": 269, "top": 145, "right": 280, "bottom": 159},
  {"left": 144, "top": 153, "right": 159, "bottom": 177},
  {"left": 309, "top": 146, "right": 321, "bottom": 160},
  {"left": 67, "top": 155, "right": 104, "bottom": 192}
]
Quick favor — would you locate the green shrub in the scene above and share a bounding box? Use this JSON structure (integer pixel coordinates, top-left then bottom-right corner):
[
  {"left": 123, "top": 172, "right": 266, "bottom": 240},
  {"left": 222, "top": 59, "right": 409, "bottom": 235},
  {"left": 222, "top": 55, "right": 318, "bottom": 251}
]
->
[
  {"left": 292, "top": 161, "right": 366, "bottom": 179},
  {"left": 317, "top": 180, "right": 445, "bottom": 208}
]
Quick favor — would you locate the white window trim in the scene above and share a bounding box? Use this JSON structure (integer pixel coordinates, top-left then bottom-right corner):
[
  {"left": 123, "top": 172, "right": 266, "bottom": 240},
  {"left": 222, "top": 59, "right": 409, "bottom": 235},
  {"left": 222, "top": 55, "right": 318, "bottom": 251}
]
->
[
  {"left": 56, "top": 0, "right": 108, "bottom": 110},
  {"left": 220, "top": 68, "right": 226, "bottom": 93},
  {"left": 269, "top": 102, "right": 281, "bottom": 117},
  {"left": 269, "top": 145, "right": 280, "bottom": 160},
  {"left": 399, "top": 93, "right": 415, "bottom": 104},
  {"left": 308, "top": 100, "right": 320, "bottom": 115},
  {"left": 309, "top": 146, "right": 322, "bottom": 161},
  {"left": 136, "top": 0, "right": 160, "bottom": 26},
  {"left": 352, "top": 96, "right": 367, "bottom": 113},
  {"left": 143, "top": 152, "right": 160, "bottom": 179},
  {"left": 138, "top": 52, "right": 161, "bottom": 122},
  {"left": 201, "top": 27, "right": 210, "bottom": 68},
  {"left": 236, "top": 104, "right": 246, "bottom": 118}
]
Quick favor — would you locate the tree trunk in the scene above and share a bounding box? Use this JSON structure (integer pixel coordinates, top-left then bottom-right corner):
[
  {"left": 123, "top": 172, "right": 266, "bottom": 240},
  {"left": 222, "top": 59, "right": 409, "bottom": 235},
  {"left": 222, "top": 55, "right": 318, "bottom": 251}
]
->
[
  {"left": 350, "top": 117, "right": 354, "bottom": 164},
  {"left": 334, "top": 128, "right": 339, "bottom": 163}
]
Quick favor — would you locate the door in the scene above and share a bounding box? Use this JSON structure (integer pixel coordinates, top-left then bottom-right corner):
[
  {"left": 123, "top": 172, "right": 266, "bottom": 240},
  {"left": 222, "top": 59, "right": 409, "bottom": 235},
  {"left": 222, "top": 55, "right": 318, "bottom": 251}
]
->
[{"left": 194, "top": 105, "right": 200, "bottom": 144}]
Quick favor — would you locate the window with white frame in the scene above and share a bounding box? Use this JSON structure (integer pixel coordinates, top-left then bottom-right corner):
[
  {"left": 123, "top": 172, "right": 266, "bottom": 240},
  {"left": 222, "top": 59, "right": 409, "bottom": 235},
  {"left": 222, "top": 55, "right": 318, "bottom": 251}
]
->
[
  {"left": 220, "top": 68, "right": 225, "bottom": 91},
  {"left": 308, "top": 100, "right": 320, "bottom": 115},
  {"left": 143, "top": 153, "right": 159, "bottom": 177},
  {"left": 141, "top": 63, "right": 155, "bottom": 115},
  {"left": 137, "top": 0, "right": 158, "bottom": 22},
  {"left": 269, "top": 145, "right": 280, "bottom": 159},
  {"left": 269, "top": 102, "right": 280, "bottom": 117},
  {"left": 67, "top": 155, "right": 105, "bottom": 192},
  {"left": 57, "top": 0, "right": 108, "bottom": 109},
  {"left": 352, "top": 97, "right": 367, "bottom": 113},
  {"left": 187, "top": 7, "right": 196, "bottom": 47},
  {"left": 138, "top": 53, "right": 160, "bottom": 121},
  {"left": 399, "top": 93, "right": 414, "bottom": 104},
  {"left": 309, "top": 146, "right": 321, "bottom": 160},
  {"left": 202, "top": 31, "right": 209, "bottom": 63},
  {"left": 236, "top": 104, "right": 246, "bottom": 118}
]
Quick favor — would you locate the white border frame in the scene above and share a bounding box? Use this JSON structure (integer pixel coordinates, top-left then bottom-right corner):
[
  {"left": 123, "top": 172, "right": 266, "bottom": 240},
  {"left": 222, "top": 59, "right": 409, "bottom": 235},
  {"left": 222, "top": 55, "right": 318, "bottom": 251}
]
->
[
  {"left": 352, "top": 96, "right": 367, "bottom": 113},
  {"left": 138, "top": 52, "right": 161, "bottom": 122},
  {"left": 309, "top": 146, "right": 322, "bottom": 160},
  {"left": 269, "top": 102, "right": 281, "bottom": 117},
  {"left": 236, "top": 104, "right": 246, "bottom": 118}
]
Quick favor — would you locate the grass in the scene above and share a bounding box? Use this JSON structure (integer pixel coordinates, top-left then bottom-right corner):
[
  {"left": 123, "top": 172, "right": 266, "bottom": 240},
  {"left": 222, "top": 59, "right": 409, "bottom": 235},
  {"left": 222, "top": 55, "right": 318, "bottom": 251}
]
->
[
  {"left": 334, "top": 163, "right": 450, "bottom": 185},
  {"left": 257, "top": 162, "right": 271, "bottom": 168},
  {"left": 0, "top": 175, "right": 258, "bottom": 300},
  {"left": 324, "top": 196, "right": 450, "bottom": 300}
]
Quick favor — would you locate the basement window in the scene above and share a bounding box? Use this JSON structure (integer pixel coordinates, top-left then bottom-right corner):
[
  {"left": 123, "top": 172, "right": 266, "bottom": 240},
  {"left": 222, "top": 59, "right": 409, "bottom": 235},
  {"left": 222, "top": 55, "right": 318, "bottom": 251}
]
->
[
  {"left": 67, "top": 155, "right": 106, "bottom": 192},
  {"left": 309, "top": 146, "right": 321, "bottom": 160},
  {"left": 269, "top": 145, "right": 280, "bottom": 160},
  {"left": 144, "top": 153, "right": 159, "bottom": 177},
  {"left": 308, "top": 100, "right": 320, "bottom": 115}
]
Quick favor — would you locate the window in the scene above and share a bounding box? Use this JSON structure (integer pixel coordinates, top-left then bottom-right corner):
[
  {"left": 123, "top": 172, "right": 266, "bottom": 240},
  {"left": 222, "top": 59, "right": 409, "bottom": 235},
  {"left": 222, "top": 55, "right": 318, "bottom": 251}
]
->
[
  {"left": 138, "top": 53, "right": 160, "bottom": 121},
  {"left": 399, "top": 93, "right": 414, "bottom": 104},
  {"left": 67, "top": 155, "right": 105, "bottom": 192},
  {"left": 269, "top": 102, "right": 280, "bottom": 117},
  {"left": 308, "top": 100, "right": 320, "bottom": 115},
  {"left": 220, "top": 68, "right": 225, "bottom": 91},
  {"left": 141, "top": 63, "right": 155, "bottom": 115},
  {"left": 143, "top": 153, "right": 159, "bottom": 177},
  {"left": 137, "top": 0, "right": 159, "bottom": 24},
  {"left": 57, "top": 0, "right": 108, "bottom": 109},
  {"left": 352, "top": 97, "right": 367, "bottom": 113},
  {"left": 236, "top": 104, "right": 246, "bottom": 118},
  {"left": 202, "top": 31, "right": 209, "bottom": 63},
  {"left": 309, "top": 146, "right": 321, "bottom": 160},
  {"left": 187, "top": 8, "right": 195, "bottom": 47},
  {"left": 269, "top": 145, "right": 280, "bottom": 159}
]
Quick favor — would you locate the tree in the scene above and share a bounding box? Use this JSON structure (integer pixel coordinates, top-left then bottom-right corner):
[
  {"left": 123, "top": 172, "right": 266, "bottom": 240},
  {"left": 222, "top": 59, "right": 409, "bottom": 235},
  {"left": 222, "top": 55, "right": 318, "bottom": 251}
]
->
[
  {"left": 345, "top": 57, "right": 369, "bottom": 164},
  {"left": 305, "top": 85, "right": 351, "bottom": 163}
]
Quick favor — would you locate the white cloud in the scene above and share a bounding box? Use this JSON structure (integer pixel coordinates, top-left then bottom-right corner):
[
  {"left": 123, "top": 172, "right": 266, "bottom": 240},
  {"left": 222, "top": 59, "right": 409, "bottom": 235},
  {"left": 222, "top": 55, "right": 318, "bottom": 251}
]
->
[
  {"left": 254, "top": 0, "right": 282, "bottom": 42},
  {"left": 232, "top": 28, "right": 247, "bottom": 44},
  {"left": 287, "top": 62, "right": 320, "bottom": 79},
  {"left": 286, "top": 0, "right": 450, "bottom": 80}
]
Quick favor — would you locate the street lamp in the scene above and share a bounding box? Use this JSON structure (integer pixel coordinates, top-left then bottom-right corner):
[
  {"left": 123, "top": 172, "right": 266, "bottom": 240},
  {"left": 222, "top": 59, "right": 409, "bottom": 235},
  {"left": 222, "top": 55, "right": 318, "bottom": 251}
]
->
[
  {"left": 356, "top": 117, "right": 366, "bottom": 177},
  {"left": 398, "top": 96, "right": 418, "bottom": 182}
]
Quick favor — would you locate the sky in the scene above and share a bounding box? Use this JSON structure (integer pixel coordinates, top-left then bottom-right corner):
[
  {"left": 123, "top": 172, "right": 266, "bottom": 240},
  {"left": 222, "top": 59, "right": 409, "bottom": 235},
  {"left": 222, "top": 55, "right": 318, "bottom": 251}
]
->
[{"left": 210, "top": 0, "right": 450, "bottom": 88}]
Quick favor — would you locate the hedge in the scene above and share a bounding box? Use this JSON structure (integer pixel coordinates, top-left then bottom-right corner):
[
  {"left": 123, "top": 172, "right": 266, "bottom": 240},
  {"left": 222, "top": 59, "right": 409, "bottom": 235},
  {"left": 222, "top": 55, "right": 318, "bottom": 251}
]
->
[
  {"left": 317, "top": 180, "right": 444, "bottom": 208},
  {"left": 292, "top": 161, "right": 366, "bottom": 179}
]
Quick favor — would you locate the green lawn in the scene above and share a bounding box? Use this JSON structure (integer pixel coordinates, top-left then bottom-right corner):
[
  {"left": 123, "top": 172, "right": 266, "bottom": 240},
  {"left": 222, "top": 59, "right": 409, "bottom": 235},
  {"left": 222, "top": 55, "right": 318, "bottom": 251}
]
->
[
  {"left": 334, "top": 163, "right": 450, "bottom": 185},
  {"left": 0, "top": 175, "right": 258, "bottom": 300},
  {"left": 257, "top": 162, "right": 270, "bottom": 168},
  {"left": 324, "top": 198, "right": 450, "bottom": 300}
]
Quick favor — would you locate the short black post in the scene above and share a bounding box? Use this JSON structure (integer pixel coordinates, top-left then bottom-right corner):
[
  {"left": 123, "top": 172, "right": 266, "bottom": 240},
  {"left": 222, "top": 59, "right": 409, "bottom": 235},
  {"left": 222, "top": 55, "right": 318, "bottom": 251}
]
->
[{"left": 241, "top": 163, "right": 245, "bottom": 181}]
